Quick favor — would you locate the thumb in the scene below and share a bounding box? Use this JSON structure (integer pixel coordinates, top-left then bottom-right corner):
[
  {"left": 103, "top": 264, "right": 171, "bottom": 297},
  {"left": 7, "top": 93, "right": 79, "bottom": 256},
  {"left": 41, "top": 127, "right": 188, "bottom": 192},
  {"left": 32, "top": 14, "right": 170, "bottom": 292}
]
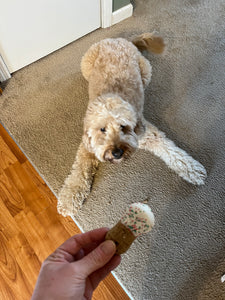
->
[{"left": 74, "top": 240, "right": 116, "bottom": 278}]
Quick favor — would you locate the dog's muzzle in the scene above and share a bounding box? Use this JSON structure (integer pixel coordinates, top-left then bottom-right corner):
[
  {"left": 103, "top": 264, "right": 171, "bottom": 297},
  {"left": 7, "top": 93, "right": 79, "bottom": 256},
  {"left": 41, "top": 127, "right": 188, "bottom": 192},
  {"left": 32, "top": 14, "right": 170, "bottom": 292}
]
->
[
  {"left": 104, "top": 147, "right": 124, "bottom": 162},
  {"left": 103, "top": 143, "right": 135, "bottom": 163}
]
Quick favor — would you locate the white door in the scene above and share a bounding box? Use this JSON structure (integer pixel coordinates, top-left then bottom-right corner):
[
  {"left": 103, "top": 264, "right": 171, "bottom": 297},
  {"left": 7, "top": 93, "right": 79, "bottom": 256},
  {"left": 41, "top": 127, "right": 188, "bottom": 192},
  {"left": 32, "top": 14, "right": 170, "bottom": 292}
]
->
[{"left": 0, "top": 0, "right": 100, "bottom": 73}]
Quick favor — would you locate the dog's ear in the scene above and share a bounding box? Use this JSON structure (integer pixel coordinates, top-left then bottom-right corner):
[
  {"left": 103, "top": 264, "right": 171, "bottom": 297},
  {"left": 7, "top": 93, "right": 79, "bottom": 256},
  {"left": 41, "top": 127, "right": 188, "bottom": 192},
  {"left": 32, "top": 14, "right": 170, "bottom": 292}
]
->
[{"left": 82, "top": 130, "right": 93, "bottom": 153}]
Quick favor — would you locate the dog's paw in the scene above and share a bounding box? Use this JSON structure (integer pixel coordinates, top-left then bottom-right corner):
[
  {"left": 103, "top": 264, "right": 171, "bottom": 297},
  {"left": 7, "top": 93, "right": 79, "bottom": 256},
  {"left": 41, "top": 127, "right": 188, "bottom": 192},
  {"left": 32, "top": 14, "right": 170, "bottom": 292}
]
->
[
  {"left": 57, "top": 187, "right": 87, "bottom": 217},
  {"left": 57, "top": 198, "right": 75, "bottom": 217},
  {"left": 177, "top": 157, "right": 207, "bottom": 185}
]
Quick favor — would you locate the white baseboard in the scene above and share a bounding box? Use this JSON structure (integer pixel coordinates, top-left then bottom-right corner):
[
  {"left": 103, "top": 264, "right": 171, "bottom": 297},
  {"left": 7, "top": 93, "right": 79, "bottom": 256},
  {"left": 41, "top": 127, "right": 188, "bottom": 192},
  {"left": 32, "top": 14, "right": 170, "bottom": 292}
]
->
[
  {"left": 101, "top": 1, "right": 133, "bottom": 28},
  {"left": 112, "top": 4, "right": 133, "bottom": 26}
]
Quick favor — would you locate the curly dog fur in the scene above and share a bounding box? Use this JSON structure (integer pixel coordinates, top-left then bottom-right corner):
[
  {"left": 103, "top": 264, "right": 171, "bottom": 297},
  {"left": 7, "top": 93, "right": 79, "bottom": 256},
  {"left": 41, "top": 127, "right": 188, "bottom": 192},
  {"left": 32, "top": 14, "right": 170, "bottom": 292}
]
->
[{"left": 57, "top": 33, "right": 207, "bottom": 216}]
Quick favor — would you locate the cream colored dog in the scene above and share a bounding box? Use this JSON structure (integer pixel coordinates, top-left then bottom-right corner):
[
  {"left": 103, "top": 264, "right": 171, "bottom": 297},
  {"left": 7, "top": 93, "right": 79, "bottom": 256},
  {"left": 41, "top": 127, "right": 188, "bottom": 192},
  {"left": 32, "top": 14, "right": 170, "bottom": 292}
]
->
[{"left": 57, "top": 33, "right": 207, "bottom": 217}]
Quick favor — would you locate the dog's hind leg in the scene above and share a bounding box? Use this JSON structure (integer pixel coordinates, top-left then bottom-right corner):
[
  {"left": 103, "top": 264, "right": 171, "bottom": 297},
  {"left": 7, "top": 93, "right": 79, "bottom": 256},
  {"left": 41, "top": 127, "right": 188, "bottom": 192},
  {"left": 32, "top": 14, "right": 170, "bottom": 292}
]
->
[
  {"left": 57, "top": 143, "right": 99, "bottom": 216},
  {"left": 138, "top": 55, "right": 152, "bottom": 88},
  {"left": 138, "top": 121, "right": 207, "bottom": 185}
]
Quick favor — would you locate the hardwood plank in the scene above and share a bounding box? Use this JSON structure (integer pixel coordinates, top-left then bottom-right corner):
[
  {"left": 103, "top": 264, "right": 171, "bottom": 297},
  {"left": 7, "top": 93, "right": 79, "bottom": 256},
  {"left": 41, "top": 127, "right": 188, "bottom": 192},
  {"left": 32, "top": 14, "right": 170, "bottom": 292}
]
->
[
  {"left": 0, "top": 274, "right": 15, "bottom": 300},
  {"left": 58, "top": 214, "right": 81, "bottom": 237},
  {"left": 14, "top": 210, "right": 56, "bottom": 262},
  {"left": 93, "top": 280, "right": 117, "bottom": 300},
  {"left": 22, "top": 160, "right": 56, "bottom": 206},
  {"left": 0, "top": 136, "right": 17, "bottom": 170},
  {"left": 0, "top": 231, "right": 33, "bottom": 300},
  {"left": 104, "top": 273, "right": 130, "bottom": 300},
  {"left": 5, "top": 161, "right": 49, "bottom": 215},
  {"left": 0, "top": 170, "right": 25, "bottom": 216},
  {"left": 7, "top": 232, "right": 41, "bottom": 288},
  {"left": 36, "top": 205, "right": 71, "bottom": 246},
  {"left": 0, "top": 124, "right": 27, "bottom": 164},
  {"left": 0, "top": 196, "right": 20, "bottom": 240}
]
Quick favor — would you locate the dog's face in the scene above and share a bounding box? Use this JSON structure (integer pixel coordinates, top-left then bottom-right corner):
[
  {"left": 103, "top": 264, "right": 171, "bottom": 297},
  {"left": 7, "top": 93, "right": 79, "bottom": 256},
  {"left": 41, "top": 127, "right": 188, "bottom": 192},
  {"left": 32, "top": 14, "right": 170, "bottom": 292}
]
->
[{"left": 83, "top": 95, "right": 138, "bottom": 163}]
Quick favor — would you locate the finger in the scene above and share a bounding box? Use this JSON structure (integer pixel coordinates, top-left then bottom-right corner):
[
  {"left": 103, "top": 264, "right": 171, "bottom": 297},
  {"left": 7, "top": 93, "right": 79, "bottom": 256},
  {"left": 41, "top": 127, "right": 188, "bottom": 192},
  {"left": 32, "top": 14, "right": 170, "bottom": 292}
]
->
[
  {"left": 74, "top": 240, "right": 116, "bottom": 278},
  {"left": 46, "top": 248, "right": 75, "bottom": 263},
  {"left": 81, "top": 242, "right": 101, "bottom": 256},
  {"left": 73, "top": 248, "right": 85, "bottom": 261},
  {"left": 90, "top": 255, "right": 121, "bottom": 290},
  {"left": 58, "top": 227, "right": 109, "bottom": 258}
]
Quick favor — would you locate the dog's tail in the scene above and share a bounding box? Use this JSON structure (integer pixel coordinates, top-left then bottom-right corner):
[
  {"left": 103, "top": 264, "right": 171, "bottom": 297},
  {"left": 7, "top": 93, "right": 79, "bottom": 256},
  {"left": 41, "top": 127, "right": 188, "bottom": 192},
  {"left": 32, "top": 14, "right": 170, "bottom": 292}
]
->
[{"left": 132, "top": 32, "right": 165, "bottom": 54}]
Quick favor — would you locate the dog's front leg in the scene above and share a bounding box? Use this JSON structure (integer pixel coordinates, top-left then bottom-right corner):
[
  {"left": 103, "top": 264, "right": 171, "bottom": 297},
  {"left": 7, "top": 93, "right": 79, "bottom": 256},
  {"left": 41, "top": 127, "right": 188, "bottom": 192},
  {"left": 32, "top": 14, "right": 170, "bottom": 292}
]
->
[
  {"left": 57, "top": 143, "right": 99, "bottom": 216},
  {"left": 138, "top": 121, "right": 207, "bottom": 185}
]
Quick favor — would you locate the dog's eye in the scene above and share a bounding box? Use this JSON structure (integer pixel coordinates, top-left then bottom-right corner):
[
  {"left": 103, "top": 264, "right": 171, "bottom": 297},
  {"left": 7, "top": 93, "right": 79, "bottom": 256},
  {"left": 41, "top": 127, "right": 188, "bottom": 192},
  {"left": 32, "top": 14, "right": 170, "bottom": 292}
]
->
[
  {"left": 120, "top": 125, "right": 126, "bottom": 130},
  {"left": 100, "top": 127, "right": 106, "bottom": 133}
]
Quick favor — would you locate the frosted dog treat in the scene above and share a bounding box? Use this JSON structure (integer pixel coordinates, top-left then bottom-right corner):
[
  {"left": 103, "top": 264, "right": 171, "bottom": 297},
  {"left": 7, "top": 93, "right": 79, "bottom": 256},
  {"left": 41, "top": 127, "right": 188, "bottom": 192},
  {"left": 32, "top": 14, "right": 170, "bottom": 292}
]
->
[{"left": 105, "top": 203, "right": 155, "bottom": 254}]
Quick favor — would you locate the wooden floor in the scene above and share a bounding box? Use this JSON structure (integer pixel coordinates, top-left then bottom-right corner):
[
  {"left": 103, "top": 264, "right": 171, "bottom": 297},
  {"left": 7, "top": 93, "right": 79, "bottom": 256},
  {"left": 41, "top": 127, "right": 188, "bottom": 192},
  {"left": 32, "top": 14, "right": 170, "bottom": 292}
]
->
[{"left": 0, "top": 123, "right": 129, "bottom": 300}]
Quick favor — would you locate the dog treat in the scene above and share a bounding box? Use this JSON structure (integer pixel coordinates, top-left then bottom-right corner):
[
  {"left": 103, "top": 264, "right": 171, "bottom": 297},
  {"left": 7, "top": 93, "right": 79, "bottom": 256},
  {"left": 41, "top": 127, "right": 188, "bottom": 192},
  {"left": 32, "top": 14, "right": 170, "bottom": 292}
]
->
[{"left": 105, "top": 202, "right": 155, "bottom": 254}]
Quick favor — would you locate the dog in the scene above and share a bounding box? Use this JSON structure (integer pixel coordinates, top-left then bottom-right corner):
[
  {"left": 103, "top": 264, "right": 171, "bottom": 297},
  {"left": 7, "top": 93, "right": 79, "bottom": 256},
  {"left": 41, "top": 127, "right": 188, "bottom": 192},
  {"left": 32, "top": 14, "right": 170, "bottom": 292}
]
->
[{"left": 57, "top": 33, "right": 207, "bottom": 217}]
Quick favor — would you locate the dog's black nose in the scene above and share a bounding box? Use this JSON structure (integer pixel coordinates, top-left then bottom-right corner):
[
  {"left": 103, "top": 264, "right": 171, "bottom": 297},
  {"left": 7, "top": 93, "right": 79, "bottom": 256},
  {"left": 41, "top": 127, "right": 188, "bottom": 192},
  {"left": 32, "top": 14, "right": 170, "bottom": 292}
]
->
[{"left": 112, "top": 148, "right": 124, "bottom": 159}]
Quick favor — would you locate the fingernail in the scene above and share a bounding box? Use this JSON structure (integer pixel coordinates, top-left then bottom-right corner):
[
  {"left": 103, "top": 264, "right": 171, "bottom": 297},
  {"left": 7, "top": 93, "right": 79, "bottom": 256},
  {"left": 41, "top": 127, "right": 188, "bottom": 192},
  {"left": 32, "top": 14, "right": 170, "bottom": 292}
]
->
[{"left": 101, "top": 240, "right": 116, "bottom": 255}]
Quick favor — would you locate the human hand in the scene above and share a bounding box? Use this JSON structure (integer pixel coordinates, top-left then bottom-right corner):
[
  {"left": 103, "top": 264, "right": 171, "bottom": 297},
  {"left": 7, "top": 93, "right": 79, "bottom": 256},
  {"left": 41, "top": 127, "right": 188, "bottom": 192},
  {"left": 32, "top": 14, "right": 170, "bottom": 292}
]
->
[{"left": 31, "top": 227, "right": 121, "bottom": 300}]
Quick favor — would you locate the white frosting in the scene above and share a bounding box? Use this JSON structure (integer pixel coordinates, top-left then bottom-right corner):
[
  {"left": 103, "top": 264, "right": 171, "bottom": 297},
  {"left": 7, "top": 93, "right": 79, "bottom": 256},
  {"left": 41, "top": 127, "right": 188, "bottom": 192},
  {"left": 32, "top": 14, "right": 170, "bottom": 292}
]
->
[{"left": 120, "top": 202, "right": 155, "bottom": 237}]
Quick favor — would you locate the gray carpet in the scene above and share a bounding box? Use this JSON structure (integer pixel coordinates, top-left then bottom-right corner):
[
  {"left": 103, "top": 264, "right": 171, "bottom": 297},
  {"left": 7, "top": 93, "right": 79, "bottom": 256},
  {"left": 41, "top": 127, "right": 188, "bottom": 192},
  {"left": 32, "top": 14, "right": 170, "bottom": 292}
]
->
[{"left": 1, "top": 1, "right": 225, "bottom": 299}]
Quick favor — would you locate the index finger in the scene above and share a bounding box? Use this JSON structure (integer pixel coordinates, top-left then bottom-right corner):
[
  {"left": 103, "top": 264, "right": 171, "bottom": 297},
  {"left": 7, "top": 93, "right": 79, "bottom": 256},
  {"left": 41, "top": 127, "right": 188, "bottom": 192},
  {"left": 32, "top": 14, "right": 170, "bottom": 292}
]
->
[{"left": 58, "top": 227, "right": 109, "bottom": 256}]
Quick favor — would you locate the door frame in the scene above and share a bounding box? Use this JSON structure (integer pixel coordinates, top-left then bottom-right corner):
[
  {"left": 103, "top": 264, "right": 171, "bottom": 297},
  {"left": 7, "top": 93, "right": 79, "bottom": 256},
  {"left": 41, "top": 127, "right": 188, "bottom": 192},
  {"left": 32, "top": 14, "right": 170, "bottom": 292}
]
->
[
  {"left": 0, "top": 55, "right": 11, "bottom": 82},
  {"left": 101, "top": 0, "right": 133, "bottom": 28}
]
